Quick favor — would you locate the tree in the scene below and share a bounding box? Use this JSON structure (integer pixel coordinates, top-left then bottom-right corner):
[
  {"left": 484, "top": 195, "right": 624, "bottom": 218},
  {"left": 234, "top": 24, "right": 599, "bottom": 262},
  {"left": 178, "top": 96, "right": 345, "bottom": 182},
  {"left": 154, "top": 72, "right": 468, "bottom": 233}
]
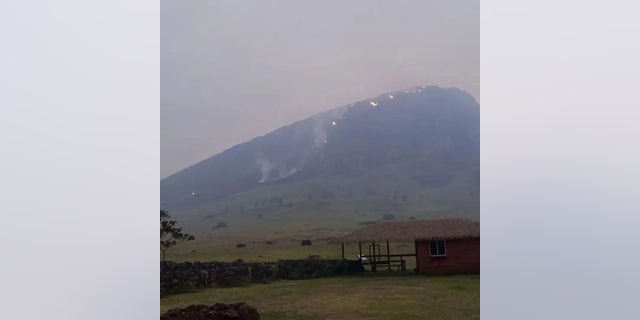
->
[{"left": 160, "top": 210, "right": 194, "bottom": 262}]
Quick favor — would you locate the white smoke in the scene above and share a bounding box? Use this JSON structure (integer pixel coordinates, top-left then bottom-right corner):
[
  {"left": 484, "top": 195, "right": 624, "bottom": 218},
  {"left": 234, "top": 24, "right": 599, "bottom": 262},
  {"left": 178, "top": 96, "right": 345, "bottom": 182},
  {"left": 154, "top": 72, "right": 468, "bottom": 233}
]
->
[
  {"left": 256, "top": 157, "right": 276, "bottom": 183},
  {"left": 257, "top": 157, "right": 302, "bottom": 183},
  {"left": 256, "top": 107, "right": 349, "bottom": 184},
  {"left": 272, "top": 166, "right": 300, "bottom": 181},
  {"left": 312, "top": 119, "right": 327, "bottom": 148}
]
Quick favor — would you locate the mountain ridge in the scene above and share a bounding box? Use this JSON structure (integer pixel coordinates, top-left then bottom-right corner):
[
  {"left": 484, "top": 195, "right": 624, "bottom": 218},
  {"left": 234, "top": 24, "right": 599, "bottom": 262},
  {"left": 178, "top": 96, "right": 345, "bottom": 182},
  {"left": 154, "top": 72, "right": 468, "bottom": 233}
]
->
[{"left": 161, "top": 85, "right": 479, "bottom": 224}]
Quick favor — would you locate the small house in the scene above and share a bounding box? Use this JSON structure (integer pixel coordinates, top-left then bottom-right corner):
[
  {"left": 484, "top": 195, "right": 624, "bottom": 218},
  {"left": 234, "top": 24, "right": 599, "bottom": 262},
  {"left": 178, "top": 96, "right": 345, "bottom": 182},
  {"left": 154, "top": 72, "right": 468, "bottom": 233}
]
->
[{"left": 338, "top": 218, "right": 479, "bottom": 275}]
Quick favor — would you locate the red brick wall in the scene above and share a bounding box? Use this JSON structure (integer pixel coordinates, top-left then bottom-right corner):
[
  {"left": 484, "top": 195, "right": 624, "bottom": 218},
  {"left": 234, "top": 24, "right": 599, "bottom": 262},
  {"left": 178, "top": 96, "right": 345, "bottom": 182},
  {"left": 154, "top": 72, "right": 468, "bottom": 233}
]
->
[{"left": 415, "top": 238, "right": 480, "bottom": 275}]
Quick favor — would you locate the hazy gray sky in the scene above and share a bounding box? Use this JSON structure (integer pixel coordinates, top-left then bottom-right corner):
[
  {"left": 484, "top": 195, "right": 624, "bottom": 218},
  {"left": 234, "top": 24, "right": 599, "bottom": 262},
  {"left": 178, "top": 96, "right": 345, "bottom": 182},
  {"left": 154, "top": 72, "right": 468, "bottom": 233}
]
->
[{"left": 161, "top": 0, "right": 479, "bottom": 178}]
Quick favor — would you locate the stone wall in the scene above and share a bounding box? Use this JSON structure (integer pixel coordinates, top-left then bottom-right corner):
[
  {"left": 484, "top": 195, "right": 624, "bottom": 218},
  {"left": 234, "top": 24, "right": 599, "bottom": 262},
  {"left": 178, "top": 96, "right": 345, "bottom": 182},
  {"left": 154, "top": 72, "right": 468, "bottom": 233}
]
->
[
  {"left": 160, "top": 261, "right": 251, "bottom": 295},
  {"left": 161, "top": 259, "right": 350, "bottom": 295},
  {"left": 275, "top": 259, "right": 347, "bottom": 280},
  {"left": 161, "top": 303, "right": 260, "bottom": 320},
  {"left": 247, "top": 262, "right": 277, "bottom": 283}
]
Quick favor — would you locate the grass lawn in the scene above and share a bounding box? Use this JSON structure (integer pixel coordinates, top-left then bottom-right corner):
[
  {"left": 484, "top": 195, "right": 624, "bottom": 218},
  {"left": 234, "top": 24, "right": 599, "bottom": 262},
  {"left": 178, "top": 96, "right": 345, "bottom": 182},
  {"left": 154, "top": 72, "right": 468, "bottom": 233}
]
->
[
  {"left": 166, "top": 238, "right": 420, "bottom": 269},
  {"left": 161, "top": 273, "right": 479, "bottom": 320}
]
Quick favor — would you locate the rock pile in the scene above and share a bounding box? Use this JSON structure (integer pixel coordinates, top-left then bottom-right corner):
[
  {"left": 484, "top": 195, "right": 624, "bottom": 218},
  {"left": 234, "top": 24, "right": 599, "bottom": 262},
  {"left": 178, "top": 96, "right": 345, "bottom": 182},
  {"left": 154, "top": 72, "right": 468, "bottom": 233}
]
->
[{"left": 161, "top": 303, "right": 260, "bottom": 320}]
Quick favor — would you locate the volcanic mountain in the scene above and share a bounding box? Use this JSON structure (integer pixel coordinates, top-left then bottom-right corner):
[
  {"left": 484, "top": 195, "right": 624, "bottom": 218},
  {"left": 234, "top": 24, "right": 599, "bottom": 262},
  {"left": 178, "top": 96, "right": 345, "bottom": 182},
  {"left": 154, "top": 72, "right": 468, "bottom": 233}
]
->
[{"left": 161, "top": 85, "right": 479, "bottom": 227}]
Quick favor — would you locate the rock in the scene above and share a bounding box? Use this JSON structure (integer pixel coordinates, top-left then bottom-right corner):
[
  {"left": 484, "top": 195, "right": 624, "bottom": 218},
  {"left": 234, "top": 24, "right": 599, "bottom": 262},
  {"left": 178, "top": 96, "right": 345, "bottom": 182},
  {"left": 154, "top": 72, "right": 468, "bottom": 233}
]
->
[
  {"left": 300, "top": 240, "right": 312, "bottom": 246},
  {"left": 234, "top": 302, "right": 261, "bottom": 320}
]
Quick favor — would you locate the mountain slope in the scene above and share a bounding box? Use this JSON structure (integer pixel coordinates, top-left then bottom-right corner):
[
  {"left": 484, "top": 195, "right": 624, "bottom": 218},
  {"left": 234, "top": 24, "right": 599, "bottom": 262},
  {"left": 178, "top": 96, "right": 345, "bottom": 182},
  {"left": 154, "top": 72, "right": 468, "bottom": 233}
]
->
[{"left": 161, "top": 85, "right": 479, "bottom": 227}]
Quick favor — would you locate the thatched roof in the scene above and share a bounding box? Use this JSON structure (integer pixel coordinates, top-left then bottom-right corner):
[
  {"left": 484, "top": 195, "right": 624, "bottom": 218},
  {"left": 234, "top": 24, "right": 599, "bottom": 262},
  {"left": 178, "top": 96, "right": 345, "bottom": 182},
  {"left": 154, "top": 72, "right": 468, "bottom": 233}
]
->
[{"left": 335, "top": 218, "right": 480, "bottom": 242}]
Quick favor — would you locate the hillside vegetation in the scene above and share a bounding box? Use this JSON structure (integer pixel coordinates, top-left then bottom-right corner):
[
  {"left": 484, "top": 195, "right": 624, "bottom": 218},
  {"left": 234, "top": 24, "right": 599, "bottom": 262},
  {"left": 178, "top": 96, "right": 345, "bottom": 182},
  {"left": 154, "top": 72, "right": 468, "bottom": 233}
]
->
[{"left": 161, "top": 86, "right": 479, "bottom": 241}]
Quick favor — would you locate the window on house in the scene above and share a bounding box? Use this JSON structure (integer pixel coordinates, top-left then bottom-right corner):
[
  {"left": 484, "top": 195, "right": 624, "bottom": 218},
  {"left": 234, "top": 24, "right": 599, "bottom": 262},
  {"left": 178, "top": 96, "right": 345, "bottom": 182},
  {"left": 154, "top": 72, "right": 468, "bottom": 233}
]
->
[{"left": 429, "top": 240, "right": 446, "bottom": 257}]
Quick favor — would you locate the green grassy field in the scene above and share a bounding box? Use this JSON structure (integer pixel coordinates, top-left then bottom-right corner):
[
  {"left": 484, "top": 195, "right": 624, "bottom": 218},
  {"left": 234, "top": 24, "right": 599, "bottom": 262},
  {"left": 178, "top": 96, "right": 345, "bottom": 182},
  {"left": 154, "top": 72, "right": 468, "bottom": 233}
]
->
[
  {"left": 166, "top": 202, "right": 463, "bottom": 269},
  {"left": 161, "top": 274, "right": 479, "bottom": 320},
  {"left": 163, "top": 190, "right": 479, "bottom": 319},
  {"left": 166, "top": 237, "right": 418, "bottom": 268},
  {"left": 168, "top": 169, "right": 479, "bottom": 240}
]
